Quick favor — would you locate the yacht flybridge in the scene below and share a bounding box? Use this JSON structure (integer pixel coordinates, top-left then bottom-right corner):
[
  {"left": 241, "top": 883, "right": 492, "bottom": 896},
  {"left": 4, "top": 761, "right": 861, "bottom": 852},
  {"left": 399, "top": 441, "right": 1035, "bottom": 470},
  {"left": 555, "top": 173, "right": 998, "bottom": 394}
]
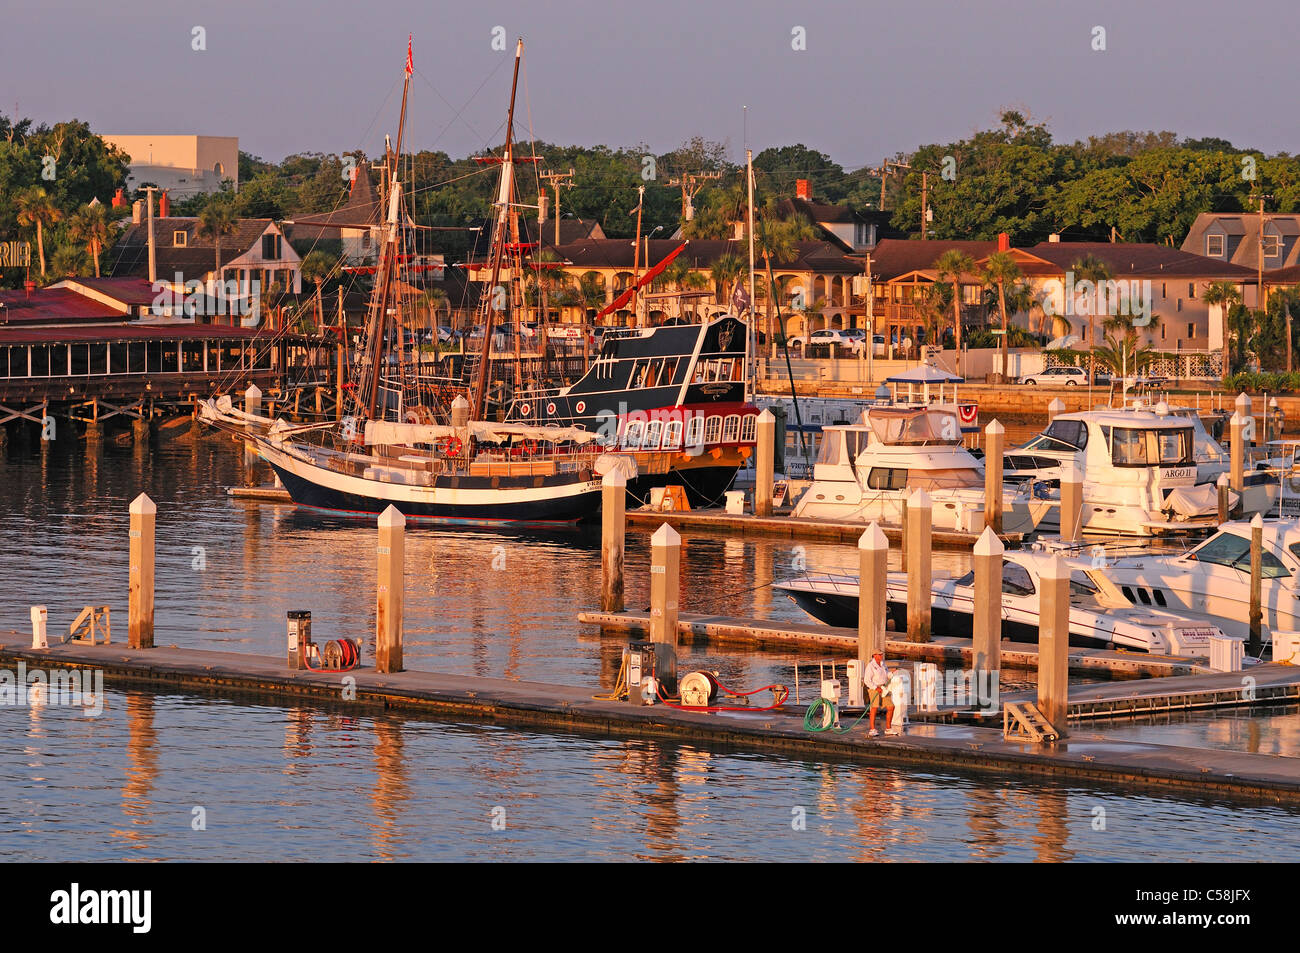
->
[
  {"left": 791, "top": 405, "right": 1050, "bottom": 533},
  {"left": 1010, "top": 406, "right": 1278, "bottom": 536}
]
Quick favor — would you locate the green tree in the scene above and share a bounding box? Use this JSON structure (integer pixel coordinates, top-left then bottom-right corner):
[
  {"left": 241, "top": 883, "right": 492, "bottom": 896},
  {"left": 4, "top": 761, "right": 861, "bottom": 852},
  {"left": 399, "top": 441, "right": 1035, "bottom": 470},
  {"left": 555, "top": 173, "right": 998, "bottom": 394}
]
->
[
  {"left": 16, "top": 186, "right": 62, "bottom": 277},
  {"left": 1070, "top": 254, "right": 1112, "bottom": 383},
  {"left": 934, "top": 249, "right": 976, "bottom": 375},
  {"left": 67, "top": 203, "right": 110, "bottom": 278},
  {"left": 980, "top": 251, "right": 1022, "bottom": 377},
  {"left": 709, "top": 251, "right": 744, "bottom": 305}
]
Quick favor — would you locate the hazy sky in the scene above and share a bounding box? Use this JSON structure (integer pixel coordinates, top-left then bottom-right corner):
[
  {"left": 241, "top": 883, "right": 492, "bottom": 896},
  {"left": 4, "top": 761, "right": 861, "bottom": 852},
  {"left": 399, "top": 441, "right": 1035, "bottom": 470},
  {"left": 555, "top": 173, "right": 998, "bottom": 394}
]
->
[{"left": 5, "top": 0, "right": 1298, "bottom": 169}]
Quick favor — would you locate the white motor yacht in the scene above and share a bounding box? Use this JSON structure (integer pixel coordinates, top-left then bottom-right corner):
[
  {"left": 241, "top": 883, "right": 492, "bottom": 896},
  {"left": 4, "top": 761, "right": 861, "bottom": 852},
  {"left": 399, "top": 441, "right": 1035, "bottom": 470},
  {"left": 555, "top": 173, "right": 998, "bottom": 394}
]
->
[
  {"left": 1008, "top": 406, "right": 1277, "bottom": 536},
  {"left": 791, "top": 405, "right": 1050, "bottom": 534}
]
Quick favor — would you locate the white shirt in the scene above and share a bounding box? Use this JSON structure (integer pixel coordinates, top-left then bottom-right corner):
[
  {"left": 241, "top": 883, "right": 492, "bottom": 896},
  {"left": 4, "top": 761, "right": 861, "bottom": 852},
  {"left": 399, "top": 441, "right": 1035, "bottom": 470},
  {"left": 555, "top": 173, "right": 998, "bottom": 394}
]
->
[{"left": 865, "top": 658, "right": 891, "bottom": 689}]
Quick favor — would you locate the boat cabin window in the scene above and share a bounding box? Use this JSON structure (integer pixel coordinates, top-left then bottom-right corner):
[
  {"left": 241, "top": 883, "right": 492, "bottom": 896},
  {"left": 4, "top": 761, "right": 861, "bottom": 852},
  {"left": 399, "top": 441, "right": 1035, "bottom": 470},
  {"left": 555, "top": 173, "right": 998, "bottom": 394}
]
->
[
  {"left": 740, "top": 414, "right": 757, "bottom": 443},
  {"left": 704, "top": 416, "right": 722, "bottom": 444},
  {"left": 722, "top": 414, "right": 741, "bottom": 443},
  {"left": 664, "top": 420, "right": 684, "bottom": 450},
  {"left": 622, "top": 420, "right": 644, "bottom": 449},
  {"left": 1108, "top": 426, "right": 1193, "bottom": 467},
  {"left": 906, "top": 468, "right": 982, "bottom": 490},
  {"left": 1040, "top": 419, "right": 1088, "bottom": 451},
  {"left": 866, "top": 467, "right": 907, "bottom": 490},
  {"left": 692, "top": 358, "right": 742, "bottom": 383},
  {"left": 817, "top": 430, "right": 848, "bottom": 467},
  {"left": 844, "top": 429, "right": 870, "bottom": 461},
  {"left": 1070, "top": 572, "right": 1099, "bottom": 597},
  {"left": 643, "top": 420, "right": 663, "bottom": 449},
  {"left": 1001, "top": 561, "right": 1035, "bottom": 596},
  {"left": 1190, "top": 533, "right": 1290, "bottom": 577},
  {"left": 685, "top": 416, "right": 704, "bottom": 449},
  {"left": 867, "top": 409, "right": 960, "bottom": 446}
]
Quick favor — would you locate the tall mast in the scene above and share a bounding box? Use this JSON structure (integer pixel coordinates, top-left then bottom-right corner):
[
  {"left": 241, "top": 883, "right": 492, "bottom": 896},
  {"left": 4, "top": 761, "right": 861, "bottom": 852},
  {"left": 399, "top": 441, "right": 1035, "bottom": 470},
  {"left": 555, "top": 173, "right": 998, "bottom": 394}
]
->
[
  {"left": 471, "top": 37, "right": 524, "bottom": 422},
  {"left": 630, "top": 185, "right": 644, "bottom": 328},
  {"left": 746, "top": 149, "right": 756, "bottom": 400},
  {"left": 362, "top": 39, "right": 415, "bottom": 423}
]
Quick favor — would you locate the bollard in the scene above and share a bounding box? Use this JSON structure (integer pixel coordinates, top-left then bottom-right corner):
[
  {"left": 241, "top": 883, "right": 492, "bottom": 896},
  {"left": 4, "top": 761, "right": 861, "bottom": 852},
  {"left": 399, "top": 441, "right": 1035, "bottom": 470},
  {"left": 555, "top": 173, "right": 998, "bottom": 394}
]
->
[
  {"left": 1047, "top": 398, "right": 1066, "bottom": 423},
  {"left": 984, "top": 420, "right": 1005, "bottom": 533},
  {"left": 1037, "top": 555, "right": 1070, "bottom": 736},
  {"left": 858, "top": 523, "right": 889, "bottom": 665},
  {"left": 30, "top": 605, "right": 48, "bottom": 649},
  {"left": 287, "top": 610, "right": 311, "bottom": 670},
  {"left": 1249, "top": 513, "right": 1264, "bottom": 655},
  {"left": 128, "top": 493, "right": 156, "bottom": 649},
  {"left": 1229, "top": 412, "right": 1246, "bottom": 496},
  {"left": 906, "top": 489, "right": 932, "bottom": 643},
  {"left": 755, "top": 409, "right": 776, "bottom": 517},
  {"left": 600, "top": 471, "right": 626, "bottom": 612},
  {"left": 972, "top": 526, "right": 1003, "bottom": 708},
  {"left": 243, "top": 383, "right": 262, "bottom": 479},
  {"left": 375, "top": 505, "right": 405, "bottom": 673},
  {"left": 1059, "top": 460, "right": 1083, "bottom": 542},
  {"left": 1217, "top": 472, "right": 1230, "bottom": 525},
  {"left": 649, "top": 523, "right": 681, "bottom": 691}
]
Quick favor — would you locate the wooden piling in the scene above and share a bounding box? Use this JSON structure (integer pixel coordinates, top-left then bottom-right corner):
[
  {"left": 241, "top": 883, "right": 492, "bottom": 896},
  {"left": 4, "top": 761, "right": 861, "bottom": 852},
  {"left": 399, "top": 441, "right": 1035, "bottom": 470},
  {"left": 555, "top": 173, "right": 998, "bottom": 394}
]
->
[
  {"left": 649, "top": 524, "right": 681, "bottom": 681},
  {"left": 1047, "top": 398, "right": 1066, "bottom": 423},
  {"left": 1250, "top": 513, "right": 1264, "bottom": 655},
  {"left": 1229, "top": 412, "right": 1246, "bottom": 495},
  {"left": 984, "top": 419, "right": 1004, "bottom": 533},
  {"left": 128, "top": 493, "right": 156, "bottom": 650},
  {"left": 375, "top": 505, "right": 404, "bottom": 674},
  {"left": 1037, "top": 555, "right": 1070, "bottom": 735},
  {"left": 1059, "top": 460, "right": 1083, "bottom": 542},
  {"left": 755, "top": 409, "right": 776, "bottom": 517},
  {"left": 857, "top": 523, "right": 888, "bottom": 663},
  {"left": 972, "top": 525, "right": 1003, "bottom": 688},
  {"left": 1217, "top": 472, "right": 1230, "bottom": 525},
  {"left": 600, "top": 471, "right": 627, "bottom": 612},
  {"left": 906, "top": 489, "right": 932, "bottom": 643},
  {"left": 132, "top": 417, "right": 149, "bottom": 444},
  {"left": 243, "top": 383, "right": 262, "bottom": 480}
]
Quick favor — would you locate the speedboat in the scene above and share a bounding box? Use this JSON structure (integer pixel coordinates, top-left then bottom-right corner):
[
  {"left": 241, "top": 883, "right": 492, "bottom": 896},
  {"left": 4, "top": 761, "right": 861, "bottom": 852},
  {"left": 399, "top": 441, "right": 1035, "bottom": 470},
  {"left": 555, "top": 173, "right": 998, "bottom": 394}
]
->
[
  {"left": 790, "top": 405, "right": 1051, "bottom": 534},
  {"left": 774, "top": 550, "right": 1231, "bottom": 654},
  {"left": 1088, "top": 519, "right": 1300, "bottom": 642}
]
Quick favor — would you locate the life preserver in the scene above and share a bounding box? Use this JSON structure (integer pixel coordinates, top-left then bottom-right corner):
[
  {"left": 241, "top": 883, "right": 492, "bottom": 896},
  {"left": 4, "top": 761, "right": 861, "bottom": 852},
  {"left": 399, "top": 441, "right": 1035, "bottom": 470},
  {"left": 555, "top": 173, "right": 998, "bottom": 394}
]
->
[
  {"left": 575, "top": 400, "right": 586, "bottom": 414},
  {"left": 546, "top": 402, "right": 556, "bottom": 415},
  {"left": 958, "top": 403, "right": 978, "bottom": 425},
  {"left": 520, "top": 403, "right": 532, "bottom": 417},
  {"left": 438, "top": 436, "right": 462, "bottom": 457}
]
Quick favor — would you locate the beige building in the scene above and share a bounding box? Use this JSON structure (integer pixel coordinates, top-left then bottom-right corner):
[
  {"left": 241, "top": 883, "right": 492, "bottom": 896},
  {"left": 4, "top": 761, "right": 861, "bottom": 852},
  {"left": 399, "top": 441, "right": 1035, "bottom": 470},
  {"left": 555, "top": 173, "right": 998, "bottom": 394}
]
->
[{"left": 102, "top": 134, "right": 239, "bottom": 198}]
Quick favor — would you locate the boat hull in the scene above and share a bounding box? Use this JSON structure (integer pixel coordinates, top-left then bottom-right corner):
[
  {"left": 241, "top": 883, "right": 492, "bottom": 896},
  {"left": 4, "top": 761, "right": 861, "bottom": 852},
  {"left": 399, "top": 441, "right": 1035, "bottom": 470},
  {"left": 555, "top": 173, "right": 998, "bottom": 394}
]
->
[{"left": 260, "top": 439, "right": 603, "bottom": 526}]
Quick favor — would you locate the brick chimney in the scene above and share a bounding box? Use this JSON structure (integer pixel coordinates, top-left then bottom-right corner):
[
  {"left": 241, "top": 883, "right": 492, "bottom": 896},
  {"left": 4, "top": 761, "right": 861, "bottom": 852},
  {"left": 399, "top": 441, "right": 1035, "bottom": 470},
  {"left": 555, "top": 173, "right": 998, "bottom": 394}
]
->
[
  {"left": 112, "top": 187, "right": 125, "bottom": 208},
  {"left": 132, "top": 199, "right": 143, "bottom": 224},
  {"left": 159, "top": 189, "right": 171, "bottom": 217},
  {"left": 997, "top": 232, "right": 1010, "bottom": 252},
  {"left": 796, "top": 179, "right": 812, "bottom": 201}
]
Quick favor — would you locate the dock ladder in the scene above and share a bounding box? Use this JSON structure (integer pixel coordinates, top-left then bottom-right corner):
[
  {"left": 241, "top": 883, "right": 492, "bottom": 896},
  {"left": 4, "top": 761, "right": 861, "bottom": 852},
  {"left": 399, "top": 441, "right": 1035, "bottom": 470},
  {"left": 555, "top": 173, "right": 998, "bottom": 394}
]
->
[{"left": 1003, "top": 701, "right": 1059, "bottom": 743}]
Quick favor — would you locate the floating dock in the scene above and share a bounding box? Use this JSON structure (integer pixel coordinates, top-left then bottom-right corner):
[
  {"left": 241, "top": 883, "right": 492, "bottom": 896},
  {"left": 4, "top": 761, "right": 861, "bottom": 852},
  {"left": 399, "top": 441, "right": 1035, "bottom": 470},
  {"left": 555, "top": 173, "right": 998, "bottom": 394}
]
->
[
  {"left": 3, "top": 630, "right": 1298, "bottom": 805},
  {"left": 579, "top": 609, "right": 1210, "bottom": 678}
]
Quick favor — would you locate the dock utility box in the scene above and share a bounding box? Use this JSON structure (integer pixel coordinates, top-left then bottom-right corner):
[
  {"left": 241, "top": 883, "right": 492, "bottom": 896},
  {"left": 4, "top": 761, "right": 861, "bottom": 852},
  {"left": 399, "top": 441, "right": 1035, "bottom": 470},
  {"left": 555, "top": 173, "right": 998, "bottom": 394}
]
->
[
  {"left": 1271, "top": 631, "right": 1300, "bottom": 666},
  {"left": 625, "top": 640, "right": 677, "bottom": 702}
]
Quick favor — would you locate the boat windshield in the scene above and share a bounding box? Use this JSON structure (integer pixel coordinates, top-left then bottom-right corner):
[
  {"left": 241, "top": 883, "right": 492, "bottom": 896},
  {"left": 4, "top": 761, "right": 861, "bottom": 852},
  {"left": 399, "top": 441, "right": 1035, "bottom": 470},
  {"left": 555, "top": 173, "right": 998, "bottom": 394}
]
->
[
  {"left": 907, "top": 467, "right": 982, "bottom": 490},
  {"left": 1190, "top": 532, "right": 1290, "bottom": 577},
  {"left": 1105, "top": 425, "right": 1193, "bottom": 467},
  {"left": 867, "top": 409, "right": 960, "bottom": 446},
  {"left": 1026, "top": 418, "right": 1088, "bottom": 453}
]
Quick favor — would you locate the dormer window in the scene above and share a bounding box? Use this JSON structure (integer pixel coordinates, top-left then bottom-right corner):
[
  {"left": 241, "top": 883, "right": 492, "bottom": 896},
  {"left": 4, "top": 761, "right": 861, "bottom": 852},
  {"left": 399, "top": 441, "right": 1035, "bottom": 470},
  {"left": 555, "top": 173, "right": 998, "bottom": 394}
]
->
[
  {"left": 262, "top": 233, "right": 282, "bottom": 260},
  {"left": 1205, "top": 234, "right": 1225, "bottom": 257},
  {"left": 1264, "top": 235, "right": 1281, "bottom": 259},
  {"left": 173, "top": 231, "right": 187, "bottom": 247}
]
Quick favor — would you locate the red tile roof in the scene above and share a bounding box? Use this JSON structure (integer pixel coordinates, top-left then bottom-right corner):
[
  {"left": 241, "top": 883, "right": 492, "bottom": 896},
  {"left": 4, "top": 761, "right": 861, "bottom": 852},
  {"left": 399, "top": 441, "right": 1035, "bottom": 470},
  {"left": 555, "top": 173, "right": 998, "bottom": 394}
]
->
[
  {"left": 868, "top": 239, "right": 999, "bottom": 281},
  {"left": 0, "top": 287, "right": 125, "bottom": 325}
]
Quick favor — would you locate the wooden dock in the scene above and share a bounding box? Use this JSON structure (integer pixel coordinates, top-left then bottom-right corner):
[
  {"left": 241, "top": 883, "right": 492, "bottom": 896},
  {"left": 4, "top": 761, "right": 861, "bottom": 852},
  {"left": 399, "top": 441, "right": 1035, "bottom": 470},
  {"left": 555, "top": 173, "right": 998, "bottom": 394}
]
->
[
  {"left": 625, "top": 507, "right": 1020, "bottom": 547},
  {"left": 579, "top": 609, "right": 1209, "bottom": 678},
  {"left": 1, "top": 629, "right": 1297, "bottom": 805},
  {"left": 228, "top": 485, "right": 293, "bottom": 503}
]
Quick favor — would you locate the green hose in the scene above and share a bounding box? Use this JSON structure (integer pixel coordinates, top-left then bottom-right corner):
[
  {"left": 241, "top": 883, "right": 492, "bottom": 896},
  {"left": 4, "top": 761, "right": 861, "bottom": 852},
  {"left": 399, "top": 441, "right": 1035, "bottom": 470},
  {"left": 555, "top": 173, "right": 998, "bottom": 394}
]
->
[{"left": 803, "top": 699, "right": 872, "bottom": 734}]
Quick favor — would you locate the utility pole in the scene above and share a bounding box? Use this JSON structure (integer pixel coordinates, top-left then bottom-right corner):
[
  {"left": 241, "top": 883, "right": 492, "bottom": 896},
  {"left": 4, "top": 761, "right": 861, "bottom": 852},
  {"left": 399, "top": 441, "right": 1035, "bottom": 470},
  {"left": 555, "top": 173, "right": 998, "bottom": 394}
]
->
[
  {"left": 540, "top": 168, "right": 575, "bottom": 246},
  {"left": 921, "top": 171, "right": 929, "bottom": 240},
  {"left": 666, "top": 170, "right": 722, "bottom": 221},
  {"left": 142, "top": 186, "right": 158, "bottom": 284},
  {"left": 1257, "top": 195, "right": 1273, "bottom": 312},
  {"left": 746, "top": 149, "right": 757, "bottom": 397},
  {"left": 630, "top": 185, "right": 644, "bottom": 328}
]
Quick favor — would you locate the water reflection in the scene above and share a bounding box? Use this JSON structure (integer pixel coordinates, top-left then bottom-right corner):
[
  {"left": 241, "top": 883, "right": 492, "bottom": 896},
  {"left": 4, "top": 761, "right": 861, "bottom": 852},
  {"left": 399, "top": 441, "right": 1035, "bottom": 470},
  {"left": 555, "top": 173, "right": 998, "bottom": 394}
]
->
[{"left": 115, "top": 691, "right": 157, "bottom": 847}]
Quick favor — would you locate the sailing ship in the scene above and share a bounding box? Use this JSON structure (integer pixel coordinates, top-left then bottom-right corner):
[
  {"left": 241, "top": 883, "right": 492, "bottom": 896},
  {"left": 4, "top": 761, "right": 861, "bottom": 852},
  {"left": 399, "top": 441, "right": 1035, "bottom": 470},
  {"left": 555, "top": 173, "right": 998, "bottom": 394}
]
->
[{"left": 200, "top": 38, "right": 609, "bottom": 525}]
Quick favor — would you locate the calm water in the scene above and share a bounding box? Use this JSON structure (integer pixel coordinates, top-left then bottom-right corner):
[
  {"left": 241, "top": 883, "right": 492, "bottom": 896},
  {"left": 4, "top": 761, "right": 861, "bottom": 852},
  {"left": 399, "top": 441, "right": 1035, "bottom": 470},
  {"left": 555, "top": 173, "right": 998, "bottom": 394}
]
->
[{"left": 1, "top": 429, "right": 1298, "bottom": 861}]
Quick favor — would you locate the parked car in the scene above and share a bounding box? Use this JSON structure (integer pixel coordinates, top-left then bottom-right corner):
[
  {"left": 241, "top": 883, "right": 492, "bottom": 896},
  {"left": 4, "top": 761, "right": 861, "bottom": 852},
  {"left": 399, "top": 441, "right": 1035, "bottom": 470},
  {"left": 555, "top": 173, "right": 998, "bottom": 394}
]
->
[
  {"left": 872, "top": 333, "right": 887, "bottom": 356},
  {"left": 806, "top": 328, "right": 868, "bottom": 355},
  {"left": 1022, "top": 366, "right": 1110, "bottom": 386}
]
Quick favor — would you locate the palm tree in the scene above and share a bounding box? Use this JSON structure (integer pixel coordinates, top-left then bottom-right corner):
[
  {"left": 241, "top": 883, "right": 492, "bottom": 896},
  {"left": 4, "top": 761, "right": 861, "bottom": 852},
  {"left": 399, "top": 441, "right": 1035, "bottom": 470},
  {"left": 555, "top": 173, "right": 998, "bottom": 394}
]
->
[
  {"left": 1203, "top": 280, "right": 1244, "bottom": 378},
  {"left": 49, "top": 244, "right": 88, "bottom": 279},
  {"left": 16, "top": 187, "right": 62, "bottom": 278},
  {"left": 198, "top": 199, "right": 239, "bottom": 286},
  {"left": 934, "top": 249, "right": 975, "bottom": 375},
  {"left": 68, "top": 204, "right": 110, "bottom": 278},
  {"left": 755, "top": 202, "right": 816, "bottom": 355},
  {"left": 980, "top": 251, "right": 1022, "bottom": 379},
  {"left": 709, "top": 251, "right": 744, "bottom": 306},
  {"left": 1070, "top": 254, "right": 1112, "bottom": 384}
]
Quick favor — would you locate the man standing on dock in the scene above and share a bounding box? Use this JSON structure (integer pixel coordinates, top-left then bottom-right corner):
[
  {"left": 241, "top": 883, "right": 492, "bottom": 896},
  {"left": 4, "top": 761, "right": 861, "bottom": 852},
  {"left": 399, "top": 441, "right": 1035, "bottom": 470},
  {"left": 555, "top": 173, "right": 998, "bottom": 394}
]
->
[{"left": 865, "top": 651, "right": 897, "bottom": 737}]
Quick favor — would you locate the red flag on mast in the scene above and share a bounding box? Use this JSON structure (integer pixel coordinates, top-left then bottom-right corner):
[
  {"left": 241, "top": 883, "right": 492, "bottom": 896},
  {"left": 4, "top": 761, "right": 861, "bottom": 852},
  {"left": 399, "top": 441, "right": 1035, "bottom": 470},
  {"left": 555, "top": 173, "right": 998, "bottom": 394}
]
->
[{"left": 405, "top": 35, "right": 414, "bottom": 75}]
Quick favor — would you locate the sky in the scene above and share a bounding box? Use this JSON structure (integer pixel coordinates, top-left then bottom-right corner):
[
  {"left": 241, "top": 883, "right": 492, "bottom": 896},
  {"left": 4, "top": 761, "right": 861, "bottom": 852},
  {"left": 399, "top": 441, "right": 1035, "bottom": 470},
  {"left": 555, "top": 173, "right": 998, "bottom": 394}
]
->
[{"left": 4, "top": 0, "right": 1299, "bottom": 170}]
